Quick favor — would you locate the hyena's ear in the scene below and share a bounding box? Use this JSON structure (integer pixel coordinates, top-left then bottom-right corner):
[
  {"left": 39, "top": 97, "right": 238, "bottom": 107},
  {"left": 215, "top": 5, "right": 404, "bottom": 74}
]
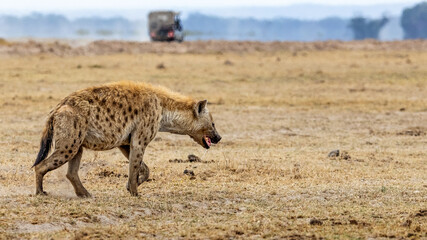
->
[{"left": 193, "top": 100, "right": 208, "bottom": 117}]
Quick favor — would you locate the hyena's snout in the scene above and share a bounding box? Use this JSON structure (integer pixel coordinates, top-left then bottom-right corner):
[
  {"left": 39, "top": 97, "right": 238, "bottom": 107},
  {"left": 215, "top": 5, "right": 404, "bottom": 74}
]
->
[{"left": 211, "top": 132, "right": 222, "bottom": 144}]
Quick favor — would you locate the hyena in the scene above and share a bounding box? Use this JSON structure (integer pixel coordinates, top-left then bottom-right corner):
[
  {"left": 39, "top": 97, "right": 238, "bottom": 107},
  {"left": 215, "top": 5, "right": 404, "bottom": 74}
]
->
[{"left": 33, "top": 81, "right": 221, "bottom": 197}]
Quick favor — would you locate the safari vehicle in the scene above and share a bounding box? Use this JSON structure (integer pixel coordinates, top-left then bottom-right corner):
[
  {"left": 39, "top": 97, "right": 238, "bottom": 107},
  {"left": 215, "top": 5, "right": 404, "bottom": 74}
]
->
[{"left": 148, "top": 11, "right": 184, "bottom": 42}]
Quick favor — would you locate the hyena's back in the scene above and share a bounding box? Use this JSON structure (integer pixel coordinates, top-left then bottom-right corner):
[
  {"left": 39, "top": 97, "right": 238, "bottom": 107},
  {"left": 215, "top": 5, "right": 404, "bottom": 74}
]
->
[{"left": 49, "top": 83, "right": 162, "bottom": 152}]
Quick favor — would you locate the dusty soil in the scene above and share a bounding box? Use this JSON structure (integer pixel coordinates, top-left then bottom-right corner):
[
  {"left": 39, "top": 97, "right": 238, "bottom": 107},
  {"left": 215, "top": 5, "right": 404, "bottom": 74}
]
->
[
  {"left": 1, "top": 39, "right": 427, "bottom": 56},
  {"left": 0, "top": 40, "right": 426, "bottom": 239}
]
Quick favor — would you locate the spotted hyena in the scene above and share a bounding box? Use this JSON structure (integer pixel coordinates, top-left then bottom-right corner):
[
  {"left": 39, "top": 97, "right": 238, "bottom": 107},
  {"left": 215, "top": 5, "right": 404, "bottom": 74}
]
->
[{"left": 33, "top": 81, "right": 221, "bottom": 197}]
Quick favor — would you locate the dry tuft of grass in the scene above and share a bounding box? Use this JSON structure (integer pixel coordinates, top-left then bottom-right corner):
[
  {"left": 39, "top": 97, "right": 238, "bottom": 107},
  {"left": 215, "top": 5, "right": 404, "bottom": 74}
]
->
[{"left": 0, "top": 41, "right": 426, "bottom": 239}]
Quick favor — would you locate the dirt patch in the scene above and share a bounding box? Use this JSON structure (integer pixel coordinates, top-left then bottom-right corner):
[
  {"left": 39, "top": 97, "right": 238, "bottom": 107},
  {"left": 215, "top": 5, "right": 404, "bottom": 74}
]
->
[
  {"left": 328, "top": 150, "right": 352, "bottom": 160},
  {"left": 397, "top": 127, "right": 426, "bottom": 136},
  {"left": 414, "top": 209, "right": 427, "bottom": 217},
  {"left": 309, "top": 218, "right": 323, "bottom": 225},
  {"left": 1, "top": 39, "right": 427, "bottom": 56},
  {"left": 169, "top": 154, "right": 214, "bottom": 163},
  {"left": 97, "top": 170, "right": 127, "bottom": 178}
]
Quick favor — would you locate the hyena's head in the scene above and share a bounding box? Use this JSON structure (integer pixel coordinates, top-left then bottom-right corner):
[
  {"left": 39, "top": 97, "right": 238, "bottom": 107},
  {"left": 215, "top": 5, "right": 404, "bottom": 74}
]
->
[{"left": 188, "top": 100, "right": 221, "bottom": 149}]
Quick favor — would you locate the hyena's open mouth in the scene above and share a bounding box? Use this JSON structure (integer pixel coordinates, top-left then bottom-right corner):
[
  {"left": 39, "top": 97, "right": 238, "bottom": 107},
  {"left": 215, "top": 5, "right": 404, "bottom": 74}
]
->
[{"left": 202, "top": 135, "right": 212, "bottom": 149}]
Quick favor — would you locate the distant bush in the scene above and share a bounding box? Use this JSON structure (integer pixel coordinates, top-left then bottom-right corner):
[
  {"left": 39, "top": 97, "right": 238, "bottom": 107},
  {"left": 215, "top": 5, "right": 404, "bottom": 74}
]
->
[
  {"left": 401, "top": 2, "right": 427, "bottom": 39},
  {"left": 349, "top": 16, "right": 389, "bottom": 40},
  {"left": 76, "top": 29, "right": 90, "bottom": 36},
  {"left": 96, "top": 30, "right": 113, "bottom": 36},
  {"left": 0, "top": 38, "right": 9, "bottom": 45}
]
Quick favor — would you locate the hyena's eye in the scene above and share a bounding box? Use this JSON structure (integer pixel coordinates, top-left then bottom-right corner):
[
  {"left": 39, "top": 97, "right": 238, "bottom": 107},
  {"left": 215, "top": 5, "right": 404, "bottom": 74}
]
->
[{"left": 212, "top": 123, "right": 215, "bottom": 128}]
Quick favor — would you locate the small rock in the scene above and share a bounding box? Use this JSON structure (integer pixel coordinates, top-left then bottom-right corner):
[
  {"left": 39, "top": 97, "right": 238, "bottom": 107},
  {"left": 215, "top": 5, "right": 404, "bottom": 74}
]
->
[
  {"left": 309, "top": 219, "right": 323, "bottom": 225},
  {"left": 188, "top": 154, "right": 201, "bottom": 162},
  {"left": 156, "top": 63, "right": 166, "bottom": 69},
  {"left": 224, "top": 60, "right": 233, "bottom": 66},
  {"left": 328, "top": 150, "right": 340, "bottom": 158},
  {"left": 340, "top": 151, "right": 351, "bottom": 160},
  {"left": 183, "top": 169, "right": 195, "bottom": 176}
]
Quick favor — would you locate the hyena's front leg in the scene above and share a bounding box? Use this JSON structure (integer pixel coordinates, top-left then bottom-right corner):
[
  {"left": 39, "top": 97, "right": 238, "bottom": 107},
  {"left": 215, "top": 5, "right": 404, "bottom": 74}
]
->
[
  {"left": 127, "top": 145, "right": 146, "bottom": 196},
  {"left": 119, "top": 145, "right": 149, "bottom": 185}
]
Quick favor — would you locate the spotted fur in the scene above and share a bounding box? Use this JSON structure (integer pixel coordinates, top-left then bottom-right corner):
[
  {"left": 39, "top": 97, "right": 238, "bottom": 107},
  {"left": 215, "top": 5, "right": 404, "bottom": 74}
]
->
[{"left": 33, "top": 81, "right": 221, "bottom": 197}]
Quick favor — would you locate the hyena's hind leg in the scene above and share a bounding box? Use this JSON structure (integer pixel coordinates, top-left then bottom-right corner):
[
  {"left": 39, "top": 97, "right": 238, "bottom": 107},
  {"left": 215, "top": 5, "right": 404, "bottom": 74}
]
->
[
  {"left": 119, "top": 145, "right": 150, "bottom": 186},
  {"left": 66, "top": 147, "right": 91, "bottom": 198},
  {"left": 34, "top": 105, "right": 86, "bottom": 195}
]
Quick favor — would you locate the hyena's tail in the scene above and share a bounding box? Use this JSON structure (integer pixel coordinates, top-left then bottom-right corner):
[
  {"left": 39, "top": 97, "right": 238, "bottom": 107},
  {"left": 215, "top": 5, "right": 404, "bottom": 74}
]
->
[{"left": 32, "top": 115, "right": 54, "bottom": 168}]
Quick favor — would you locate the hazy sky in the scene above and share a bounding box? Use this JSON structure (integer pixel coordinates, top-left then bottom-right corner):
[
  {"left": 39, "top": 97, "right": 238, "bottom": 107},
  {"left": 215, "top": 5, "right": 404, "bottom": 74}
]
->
[{"left": 2, "top": 0, "right": 419, "bottom": 10}]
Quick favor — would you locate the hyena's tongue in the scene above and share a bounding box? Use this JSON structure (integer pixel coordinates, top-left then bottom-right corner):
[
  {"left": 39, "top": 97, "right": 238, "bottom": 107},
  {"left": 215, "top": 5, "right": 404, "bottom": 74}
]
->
[{"left": 204, "top": 136, "right": 212, "bottom": 147}]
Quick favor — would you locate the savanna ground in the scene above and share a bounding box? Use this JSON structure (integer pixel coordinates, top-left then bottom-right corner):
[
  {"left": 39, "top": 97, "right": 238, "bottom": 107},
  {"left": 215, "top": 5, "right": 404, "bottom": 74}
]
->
[{"left": 0, "top": 40, "right": 426, "bottom": 239}]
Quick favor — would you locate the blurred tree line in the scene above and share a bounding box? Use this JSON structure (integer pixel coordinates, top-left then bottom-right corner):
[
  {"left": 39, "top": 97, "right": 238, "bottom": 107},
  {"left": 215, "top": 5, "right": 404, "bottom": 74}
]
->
[
  {"left": 348, "top": 1, "right": 427, "bottom": 40},
  {"left": 0, "top": 2, "right": 426, "bottom": 41},
  {"left": 401, "top": 2, "right": 427, "bottom": 39}
]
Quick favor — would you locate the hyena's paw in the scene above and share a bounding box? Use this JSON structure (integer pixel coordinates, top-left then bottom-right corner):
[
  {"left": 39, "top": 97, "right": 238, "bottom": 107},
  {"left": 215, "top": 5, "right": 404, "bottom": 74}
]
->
[
  {"left": 36, "top": 190, "right": 48, "bottom": 196},
  {"left": 76, "top": 190, "right": 91, "bottom": 198}
]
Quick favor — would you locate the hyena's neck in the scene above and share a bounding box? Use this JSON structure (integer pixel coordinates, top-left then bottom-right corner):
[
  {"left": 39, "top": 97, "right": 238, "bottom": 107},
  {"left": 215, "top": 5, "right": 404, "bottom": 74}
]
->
[
  {"left": 155, "top": 92, "right": 195, "bottom": 135},
  {"left": 159, "top": 109, "right": 188, "bottom": 135}
]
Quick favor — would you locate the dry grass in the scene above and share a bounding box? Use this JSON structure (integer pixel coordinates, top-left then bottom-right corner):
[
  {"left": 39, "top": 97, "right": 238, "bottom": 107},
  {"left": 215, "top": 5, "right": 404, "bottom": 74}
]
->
[{"left": 0, "top": 42, "right": 426, "bottom": 239}]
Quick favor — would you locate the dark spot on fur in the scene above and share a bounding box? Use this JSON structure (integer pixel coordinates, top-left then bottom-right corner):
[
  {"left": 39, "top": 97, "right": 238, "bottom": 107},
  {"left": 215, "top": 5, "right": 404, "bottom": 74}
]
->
[
  {"left": 60, "top": 151, "right": 64, "bottom": 154},
  {"left": 112, "top": 101, "right": 117, "bottom": 106},
  {"left": 151, "top": 125, "right": 154, "bottom": 133},
  {"left": 101, "top": 98, "right": 107, "bottom": 105},
  {"left": 65, "top": 155, "right": 69, "bottom": 159},
  {"left": 73, "top": 139, "right": 76, "bottom": 144},
  {"left": 96, "top": 106, "right": 101, "bottom": 112},
  {"left": 85, "top": 119, "right": 88, "bottom": 124},
  {"left": 65, "top": 145, "right": 68, "bottom": 149},
  {"left": 130, "top": 114, "right": 134, "bottom": 120},
  {"left": 136, "top": 154, "right": 141, "bottom": 158},
  {"left": 71, "top": 144, "right": 74, "bottom": 148},
  {"left": 88, "top": 98, "right": 94, "bottom": 104},
  {"left": 134, "top": 109, "right": 138, "bottom": 115},
  {"left": 78, "top": 131, "right": 82, "bottom": 138},
  {"left": 107, "top": 108, "right": 111, "bottom": 113},
  {"left": 105, "top": 117, "right": 109, "bottom": 122},
  {"left": 68, "top": 99, "right": 75, "bottom": 106},
  {"left": 74, "top": 120, "right": 77, "bottom": 129},
  {"left": 68, "top": 150, "right": 72, "bottom": 154},
  {"left": 128, "top": 106, "right": 132, "bottom": 112},
  {"left": 138, "top": 140, "right": 141, "bottom": 145},
  {"left": 109, "top": 122, "right": 112, "bottom": 127},
  {"left": 122, "top": 122, "right": 126, "bottom": 128},
  {"left": 117, "top": 127, "right": 121, "bottom": 132},
  {"left": 123, "top": 110, "right": 126, "bottom": 115},
  {"left": 94, "top": 144, "right": 97, "bottom": 147},
  {"left": 124, "top": 116, "right": 128, "bottom": 122},
  {"left": 92, "top": 88, "right": 101, "bottom": 93},
  {"left": 54, "top": 159, "right": 58, "bottom": 163},
  {"left": 110, "top": 114, "right": 114, "bottom": 121},
  {"left": 96, "top": 114, "right": 100, "bottom": 120},
  {"left": 119, "top": 103, "right": 123, "bottom": 108},
  {"left": 53, "top": 163, "right": 58, "bottom": 166}
]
